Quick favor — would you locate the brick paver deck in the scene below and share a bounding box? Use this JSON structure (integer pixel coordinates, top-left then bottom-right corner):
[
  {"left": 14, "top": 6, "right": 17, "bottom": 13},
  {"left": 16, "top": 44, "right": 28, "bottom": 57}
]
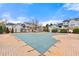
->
[
  {"left": 0, "top": 33, "right": 79, "bottom": 56},
  {"left": 44, "top": 34, "right": 79, "bottom": 56},
  {"left": 0, "top": 34, "right": 40, "bottom": 56}
]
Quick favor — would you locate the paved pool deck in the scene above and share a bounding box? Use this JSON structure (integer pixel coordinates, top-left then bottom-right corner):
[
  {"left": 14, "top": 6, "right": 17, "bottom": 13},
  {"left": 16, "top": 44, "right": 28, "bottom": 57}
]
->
[{"left": 0, "top": 33, "right": 79, "bottom": 56}]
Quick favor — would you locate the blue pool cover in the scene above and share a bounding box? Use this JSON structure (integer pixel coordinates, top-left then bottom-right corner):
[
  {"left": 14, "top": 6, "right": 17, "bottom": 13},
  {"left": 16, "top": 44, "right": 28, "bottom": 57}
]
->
[{"left": 14, "top": 32, "right": 57, "bottom": 54}]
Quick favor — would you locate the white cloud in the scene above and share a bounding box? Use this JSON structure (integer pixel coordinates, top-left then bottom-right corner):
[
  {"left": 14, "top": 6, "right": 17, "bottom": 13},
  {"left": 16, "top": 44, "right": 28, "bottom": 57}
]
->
[
  {"left": 2, "top": 12, "right": 11, "bottom": 18},
  {"left": 41, "top": 19, "right": 63, "bottom": 26},
  {"left": 17, "top": 16, "right": 29, "bottom": 22},
  {"left": 63, "top": 3, "right": 79, "bottom": 11},
  {"left": 2, "top": 12, "right": 30, "bottom": 23},
  {"left": 26, "top": 3, "right": 33, "bottom": 5}
]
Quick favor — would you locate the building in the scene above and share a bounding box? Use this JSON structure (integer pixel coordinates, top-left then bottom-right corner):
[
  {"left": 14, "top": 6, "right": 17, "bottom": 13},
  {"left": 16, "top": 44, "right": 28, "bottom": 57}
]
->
[
  {"left": 59, "top": 18, "right": 79, "bottom": 32},
  {"left": 23, "top": 22, "right": 43, "bottom": 32},
  {"left": 48, "top": 24, "right": 59, "bottom": 32},
  {"left": 14, "top": 23, "right": 23, "bottom": 33},
  {"left": 57, "top": 23, "right": 63, "bottom": 29},
  {"left": 69, "top": 18, "right": 79, "bottom": 29},
  {"left": 68, "top": 18, "right": 79, "bottom": 32},
  {"left": 62, "top": 20, "right": 69, "bottom": 29},
  {"left": 5, "top": 22, "right": 43, "bottom": 33},
  {"left": 48, "top": 18, "right": 79, "bottom": 33},
  {"left": 6, "top": 23, "right": 15, "bottom": 32},
  {"left": 23, "top": 22, "right": 33, "bottom": 32}
]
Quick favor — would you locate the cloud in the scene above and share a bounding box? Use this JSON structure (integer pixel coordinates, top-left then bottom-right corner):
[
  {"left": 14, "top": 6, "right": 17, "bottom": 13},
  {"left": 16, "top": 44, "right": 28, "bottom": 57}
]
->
[
  {"left": 2, "top": 13, "right": 20, "bottom": 23},
  {"left": 2, "top": 12, "right": 30, "bottom": 23},
  {"left": 2, "top": 12, "right": 11, "bottom": 18},
  {"left": 17, "top": 16, "right": 30, "bottom": 22},
  {"left": 63, "top": 3, "right": 79, "bottom": 11},
  {"left": 26, "top": 3, "right": 33, "bottom": 5},
  {"left": 41, "top": 19, "right": 63, "bottom": 26}
]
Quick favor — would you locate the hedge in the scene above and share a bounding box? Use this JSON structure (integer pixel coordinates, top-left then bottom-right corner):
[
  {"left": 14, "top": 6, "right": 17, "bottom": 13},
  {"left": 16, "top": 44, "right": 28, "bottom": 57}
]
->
[
  {"left": 60, "top": 29, "right": 68, "bottom": 33},
  {"left": 52, "top": 29, "right": 58, "bottom": 33},
  {"left": 73, "top": 28, "right": 79, "bottom": 34}
]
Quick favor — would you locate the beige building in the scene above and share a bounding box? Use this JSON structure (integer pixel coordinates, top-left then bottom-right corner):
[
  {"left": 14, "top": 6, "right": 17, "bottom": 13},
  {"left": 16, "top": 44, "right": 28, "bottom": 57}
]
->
[{"left": 5, "top": 22, "right": 43, "bottom": 33}]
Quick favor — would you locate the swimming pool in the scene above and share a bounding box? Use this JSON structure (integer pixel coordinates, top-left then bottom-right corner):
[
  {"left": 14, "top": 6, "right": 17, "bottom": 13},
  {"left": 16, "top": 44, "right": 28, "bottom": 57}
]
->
[{"left": 14, "top": 32, "right": 57, "bottom": 54}]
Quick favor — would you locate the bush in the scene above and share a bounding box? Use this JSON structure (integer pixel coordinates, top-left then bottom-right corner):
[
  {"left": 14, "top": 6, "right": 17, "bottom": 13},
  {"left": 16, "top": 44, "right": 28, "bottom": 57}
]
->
[
  {"left": 5, "top": 27, "right": 10, "bottom": 33},
  {"left": 52, "top": 29, "right": 58, "bottom": 33},
  {"left": 73, "top": 28, "right": 79, "bottom": 34},
  {"left": 0, "top": 26, "right": 3, "bottom": 34},
  {"left": 60, "top": 29, "right": 68, "bottom": 33}
]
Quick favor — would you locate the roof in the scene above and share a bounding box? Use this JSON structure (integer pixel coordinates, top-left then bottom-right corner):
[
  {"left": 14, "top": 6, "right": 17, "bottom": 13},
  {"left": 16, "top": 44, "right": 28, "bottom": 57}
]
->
[
  {"left": 63, "top": 18, "right": 79, "bottom": 23},
  {"left": 72, "top": 18, "right": 79, "bottom": 21},
  {"left": 57, "top": 23, "right": 63, "bottom": 26},
  {"left": 24, "top": 22, "right": 32, "bottom": 25},
  {"left": 6, "top": 23, "right": 15, "bottom": 25},
  {"left": 63, "top": 20, "right": 70, "bottom": 22}
]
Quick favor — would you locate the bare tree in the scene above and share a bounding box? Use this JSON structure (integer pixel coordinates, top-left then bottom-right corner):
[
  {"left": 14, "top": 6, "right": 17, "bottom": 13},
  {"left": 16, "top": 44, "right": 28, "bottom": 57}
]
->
[{"left": 31, "top": 18, "right": 39, "bottom": 32}]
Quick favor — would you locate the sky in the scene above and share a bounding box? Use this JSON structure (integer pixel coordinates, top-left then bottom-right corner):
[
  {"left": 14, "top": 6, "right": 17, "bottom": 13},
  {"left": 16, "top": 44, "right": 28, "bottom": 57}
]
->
[{"left": 0, "top": 3, "right": 79, "bottom": 25}]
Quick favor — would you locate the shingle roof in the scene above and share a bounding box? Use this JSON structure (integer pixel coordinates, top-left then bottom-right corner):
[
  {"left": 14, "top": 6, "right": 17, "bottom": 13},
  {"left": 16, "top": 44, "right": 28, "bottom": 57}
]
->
[
  {"left": 6, "top": 23, "right": 15, "bottom": 25},
  {"left": 63, "top": 20, "right": 70, "bottom": 22},
  {"left": 58, "top": 23, "right": 63, "bottom": 26}
]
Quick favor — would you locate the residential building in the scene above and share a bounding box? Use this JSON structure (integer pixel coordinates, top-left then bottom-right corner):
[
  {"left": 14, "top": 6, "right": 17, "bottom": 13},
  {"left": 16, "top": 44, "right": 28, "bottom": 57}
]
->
[
  {"left": 62, "top": 20, "right": 69, "bottom": 29},
  {"left": 57, "top": 23, "right": 63, "bottom": 29},
  {"left": 68, "top": 18, "right": 79, "bottom": 32},
  {"left": 23, "top": 22, "right": 33, "bottom": 32},
  {"left": 69, "top": 18, "right": 79, "bottom": 28},
  {"left": 48, "top": 24, "right": 59, "bottom": 32},
  {"left": 14, "top": 23, "right": 23, "bottom": 33},
  {"left": 23, "top": 22, "right": 43, "bottom": 32},
  {"left": 5, "top": 21, "right": 43, "bottom": 33},
  {"left": 6, "top": 23, "right": 15, "bottom": 32}
]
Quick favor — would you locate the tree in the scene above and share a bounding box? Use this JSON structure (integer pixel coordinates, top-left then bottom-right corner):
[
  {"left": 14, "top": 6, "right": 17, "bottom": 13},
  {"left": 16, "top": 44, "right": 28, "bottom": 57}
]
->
[
  {"left": 46, "top": 24, "right": 49, "bottom": 32},
  {"left": 0, "top": 26, "right": 3, "bottom": 34},
  {"left": 31, "top": 18, "right": 39, "bottom": 32},
  {"left": 5, "top": 27, "right": 10, "bottom": 33},
  {"left": 11, "top": 28, "right": 14, "bottom": 33},
  {"left": 43, "top": 24, "right": 49, "bottom": 32},
  {"left": 43, "top": 26, "right": 46, "bottom": 32}
]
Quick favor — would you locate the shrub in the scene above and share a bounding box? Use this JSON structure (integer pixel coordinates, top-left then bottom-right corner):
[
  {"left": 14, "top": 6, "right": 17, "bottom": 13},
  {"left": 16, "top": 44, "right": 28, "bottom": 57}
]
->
[
  {"left": 60, "top": 29, "right": 68, "bottom": 33},
  {"left": 52, "top": 29, "right": 58, "bottom": 33},
  {"left": 0, "top": 26, "right": 3, "bottom": 34},
  {"left": 5, "top": 27, "right": 10, "bottom": 33},
  {"left": 73, "top": 28, "right": 79, "bottom": 34}
]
